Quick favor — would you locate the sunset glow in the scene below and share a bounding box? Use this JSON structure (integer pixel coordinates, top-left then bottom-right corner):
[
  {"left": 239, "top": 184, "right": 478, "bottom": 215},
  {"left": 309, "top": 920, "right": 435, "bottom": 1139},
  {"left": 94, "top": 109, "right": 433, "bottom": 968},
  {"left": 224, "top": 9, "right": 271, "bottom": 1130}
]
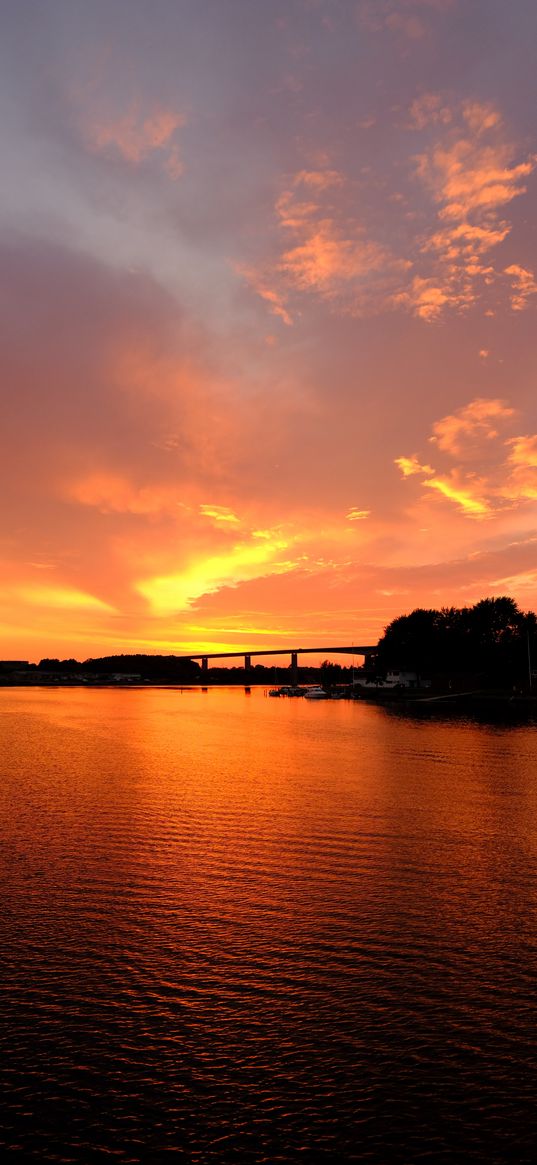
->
[{"left": 2, "top": 0, "right": 537, "bottom": 660}]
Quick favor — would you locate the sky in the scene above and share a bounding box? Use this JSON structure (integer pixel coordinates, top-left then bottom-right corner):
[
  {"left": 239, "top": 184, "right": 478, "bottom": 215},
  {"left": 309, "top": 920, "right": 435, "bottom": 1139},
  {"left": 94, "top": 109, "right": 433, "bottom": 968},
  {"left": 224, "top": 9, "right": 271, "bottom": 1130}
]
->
[{"left": 2, "top": 0, "right": 537, "bottom": 663}]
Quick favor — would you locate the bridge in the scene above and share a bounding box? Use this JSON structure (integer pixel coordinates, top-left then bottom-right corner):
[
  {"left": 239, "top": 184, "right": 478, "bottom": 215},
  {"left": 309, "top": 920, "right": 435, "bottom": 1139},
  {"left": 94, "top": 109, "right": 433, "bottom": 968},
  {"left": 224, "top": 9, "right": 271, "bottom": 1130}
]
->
[{"left": 182, "top": 645, "right": 376, "bottom": 686}]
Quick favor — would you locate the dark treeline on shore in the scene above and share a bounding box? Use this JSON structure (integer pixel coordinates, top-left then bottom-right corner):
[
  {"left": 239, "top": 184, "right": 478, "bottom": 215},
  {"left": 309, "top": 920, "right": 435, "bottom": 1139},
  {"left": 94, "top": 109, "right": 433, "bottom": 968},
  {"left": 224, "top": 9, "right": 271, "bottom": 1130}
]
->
[
  {"left": 37, "top": 654, "right": 202, "bottom": 683},
  {"left": 375, "top": 596, "right": 536, "bottom": 689},
  {"left": 0, "top": 655, "right": 343, "bottom": 686}
]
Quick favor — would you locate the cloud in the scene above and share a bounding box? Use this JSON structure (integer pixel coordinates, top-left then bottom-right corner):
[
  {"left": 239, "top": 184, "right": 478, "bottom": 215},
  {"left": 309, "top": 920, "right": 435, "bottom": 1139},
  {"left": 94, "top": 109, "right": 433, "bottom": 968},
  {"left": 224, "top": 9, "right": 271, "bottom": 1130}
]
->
[
  {"left": 200, "top": 504, "right": 241, "bottom": 526},
  {"left": 358, "top": 0, "right": 454, "bottom": 39},
  {"left": 430, "top": 398, "right": 515, "bottom": 458},
  {"left": 1, "top": 583, "right": 114, "bottom": 613},
  {"left": 502, "top": 436, "right": 537, "bottom": 500},
  {"left": 393, "top": 275, "right": 459, "bottom": 321},
  {"left": 409, "top": 93, "right": 452, "bottom": 130},
  {"left": 279, "top": 221, "right": 387, "bottom": 297},
  {"left": 246, "top": 277, "right": 294, "bottom": 326},
  {"left": 250, "top": 168, "right": 403, "bottom": 320},
  {"left": 85, "top": 102, "right": 185, "bottom": 177},
  {"left": 423, "top": 473, "right": 490, "bottom": 516},
  {"left": 395, "top": 455, "right": 434, "bottom": 477},
  {"left": 275, "top": 179, "right": 390, "bottom": 302},
  {"left": 3, "top": 0, "right": 537, "bottom": 659},
  {"left": 347, "top": 508, "right": 371, "bottom": 521},
  {"left": 504, "top": 264, "right": 537, "bottom": 311},
  {"left": 508, "top": 435, "right": 537, "bottom": 471},
  {"left": 402, "top": 99, "right": 536, "bottom": 319},
  {"left": 293, "top": 169, "right": 344, "bottom": 191},
  {"left": 68, "top": 473, "right": 185, "bottom": 516},
  {"left": 136, "top": 531, "right": 296, "bottom": 614},
  {"left": 396, "top": 397, "right": 537, "bottom": 519},
  {"left": 250, "top": 94, "right": 535, "bottom": 327}
]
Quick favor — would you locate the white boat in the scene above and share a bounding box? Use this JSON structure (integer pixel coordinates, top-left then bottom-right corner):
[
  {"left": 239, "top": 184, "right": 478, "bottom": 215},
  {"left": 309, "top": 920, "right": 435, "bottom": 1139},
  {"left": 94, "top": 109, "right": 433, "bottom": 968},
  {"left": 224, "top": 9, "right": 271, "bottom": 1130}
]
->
[
  {"left": 304, "top": 686, "right": 329, "bottom": 699},
  {"left": 269, "top": 686, "right": 307, "bottom": 697}
]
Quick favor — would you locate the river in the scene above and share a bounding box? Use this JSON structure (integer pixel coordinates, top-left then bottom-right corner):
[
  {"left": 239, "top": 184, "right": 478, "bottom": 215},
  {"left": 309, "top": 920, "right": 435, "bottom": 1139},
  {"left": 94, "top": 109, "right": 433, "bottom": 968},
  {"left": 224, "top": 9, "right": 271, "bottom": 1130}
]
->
[{"left": 1, "top": 687, "right": 536, "bottom": 1162}]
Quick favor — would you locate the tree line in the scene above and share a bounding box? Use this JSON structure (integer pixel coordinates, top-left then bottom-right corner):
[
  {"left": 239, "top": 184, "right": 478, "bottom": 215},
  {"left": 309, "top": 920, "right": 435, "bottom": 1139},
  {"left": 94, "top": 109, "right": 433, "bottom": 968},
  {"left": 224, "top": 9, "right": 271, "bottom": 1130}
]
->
[{"left": 375, "top": 597, "right": 536, "bottom": 687}]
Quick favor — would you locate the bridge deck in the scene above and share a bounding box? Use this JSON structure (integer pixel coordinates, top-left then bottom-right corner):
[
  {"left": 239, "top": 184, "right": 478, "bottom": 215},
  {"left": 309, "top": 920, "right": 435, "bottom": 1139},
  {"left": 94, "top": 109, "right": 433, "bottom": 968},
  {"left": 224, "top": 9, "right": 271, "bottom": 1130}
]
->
[{"left": 183, "top": 645, "right": 375, "bottom": 661}]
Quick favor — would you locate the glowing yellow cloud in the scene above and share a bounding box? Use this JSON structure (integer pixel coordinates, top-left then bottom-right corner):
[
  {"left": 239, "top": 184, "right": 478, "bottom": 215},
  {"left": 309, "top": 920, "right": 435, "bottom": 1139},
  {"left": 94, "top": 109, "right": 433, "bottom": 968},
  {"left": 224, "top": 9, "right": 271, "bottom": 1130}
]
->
[
  {"left": 424, "top": 476, "right": 490, "bottom": 516},
  {"left": 136, "top": 535, "right": 293, "bottom": 614},
  {"left": 508, "top": 435, "right": 537, "bottom": 469},
  {"left": 395, "top": 399, "right": 520, "bottom": 518},
  {"left": 501, "top": 435, "right": 537, "bottom": 499},
  {"left": 395, "top": 455, "right": 434, "bottom": 477},
  {"left": 199, "top": 504, "right": 241, "bottom": 526},
  {"left": 346, "top": 508, "right": 371, "bottom": 521},
  {"left": 397, "top": 401, "right": 537, "bottom": 519}
]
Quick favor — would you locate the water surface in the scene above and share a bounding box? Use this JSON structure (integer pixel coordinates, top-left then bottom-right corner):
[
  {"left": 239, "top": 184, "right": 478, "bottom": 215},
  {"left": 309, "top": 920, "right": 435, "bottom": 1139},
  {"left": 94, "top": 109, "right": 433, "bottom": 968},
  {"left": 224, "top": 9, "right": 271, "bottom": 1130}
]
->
[{"left": 1, "top": 687, "right": 536, "bottom": 1162}]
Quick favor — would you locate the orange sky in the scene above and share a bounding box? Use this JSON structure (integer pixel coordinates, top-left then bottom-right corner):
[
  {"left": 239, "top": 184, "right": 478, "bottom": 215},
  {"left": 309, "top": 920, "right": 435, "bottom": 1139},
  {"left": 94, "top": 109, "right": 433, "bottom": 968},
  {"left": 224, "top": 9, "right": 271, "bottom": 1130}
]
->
[{"left": 2, "top": 0, "right": 537, "bottom": 661}]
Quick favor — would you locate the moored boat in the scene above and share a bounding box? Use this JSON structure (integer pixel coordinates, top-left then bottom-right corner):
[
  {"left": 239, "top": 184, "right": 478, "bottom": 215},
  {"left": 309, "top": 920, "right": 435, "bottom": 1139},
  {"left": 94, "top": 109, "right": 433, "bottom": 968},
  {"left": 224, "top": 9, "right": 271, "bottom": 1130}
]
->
[
  {"left": 304, "top": 686, "right": 329, "bottom": 699},
  {"left": 269, "top": 686, "right": 307, "bottom": 697}
]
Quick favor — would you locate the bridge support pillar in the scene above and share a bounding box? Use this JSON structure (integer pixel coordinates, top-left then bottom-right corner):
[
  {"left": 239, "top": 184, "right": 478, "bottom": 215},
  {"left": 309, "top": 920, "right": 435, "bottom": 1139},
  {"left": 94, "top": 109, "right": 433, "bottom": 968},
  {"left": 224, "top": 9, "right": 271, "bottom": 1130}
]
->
[
  {"left": 201, "top": 656, "right": 208, "bottom": 675},
  {"left": 290, "top": 651, "right": 298, "bottom": 687},
  {"left": 245, "top": 654, "right": 251, "bottom": 672}
]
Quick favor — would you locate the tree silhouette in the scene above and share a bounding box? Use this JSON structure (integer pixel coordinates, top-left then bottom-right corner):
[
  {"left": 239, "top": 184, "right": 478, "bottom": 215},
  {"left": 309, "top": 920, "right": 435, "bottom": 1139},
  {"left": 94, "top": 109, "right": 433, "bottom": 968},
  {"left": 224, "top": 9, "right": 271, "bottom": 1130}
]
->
[{"left": 376, "top": 597, "right": 536, "bottom": 688}]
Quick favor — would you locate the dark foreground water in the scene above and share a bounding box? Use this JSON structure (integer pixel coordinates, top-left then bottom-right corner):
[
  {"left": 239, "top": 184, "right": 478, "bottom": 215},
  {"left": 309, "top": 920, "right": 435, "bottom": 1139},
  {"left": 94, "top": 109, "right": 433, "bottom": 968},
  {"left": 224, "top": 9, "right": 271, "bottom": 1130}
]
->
[{"left": 1, "top": 687, "right": 537, "bottom": 1163}]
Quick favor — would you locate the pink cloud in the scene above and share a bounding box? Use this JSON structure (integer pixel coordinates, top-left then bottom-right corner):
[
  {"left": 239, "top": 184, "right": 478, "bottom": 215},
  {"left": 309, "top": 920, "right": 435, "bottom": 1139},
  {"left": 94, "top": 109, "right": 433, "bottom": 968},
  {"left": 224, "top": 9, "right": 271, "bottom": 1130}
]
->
[
  {"left": 504, "top": 264, "right": 537, "bottom": 311},
  {"left": 86, "top": 102, "right": 185, "bottom": 176},
  {"left": 358, "top": 0, "right": 455, "bottom": 39},
  {"left": 250, "top": 95, "right": 536, "bottom": 327},
  {"left": 250, "top": 168, "right": 404, "bottom": 320},
  {"left": 430, "top": 398, "right": 515, "bottom": 457},
  {"left": 404, "top": 100, "right": 536, "bottom": 318}
]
